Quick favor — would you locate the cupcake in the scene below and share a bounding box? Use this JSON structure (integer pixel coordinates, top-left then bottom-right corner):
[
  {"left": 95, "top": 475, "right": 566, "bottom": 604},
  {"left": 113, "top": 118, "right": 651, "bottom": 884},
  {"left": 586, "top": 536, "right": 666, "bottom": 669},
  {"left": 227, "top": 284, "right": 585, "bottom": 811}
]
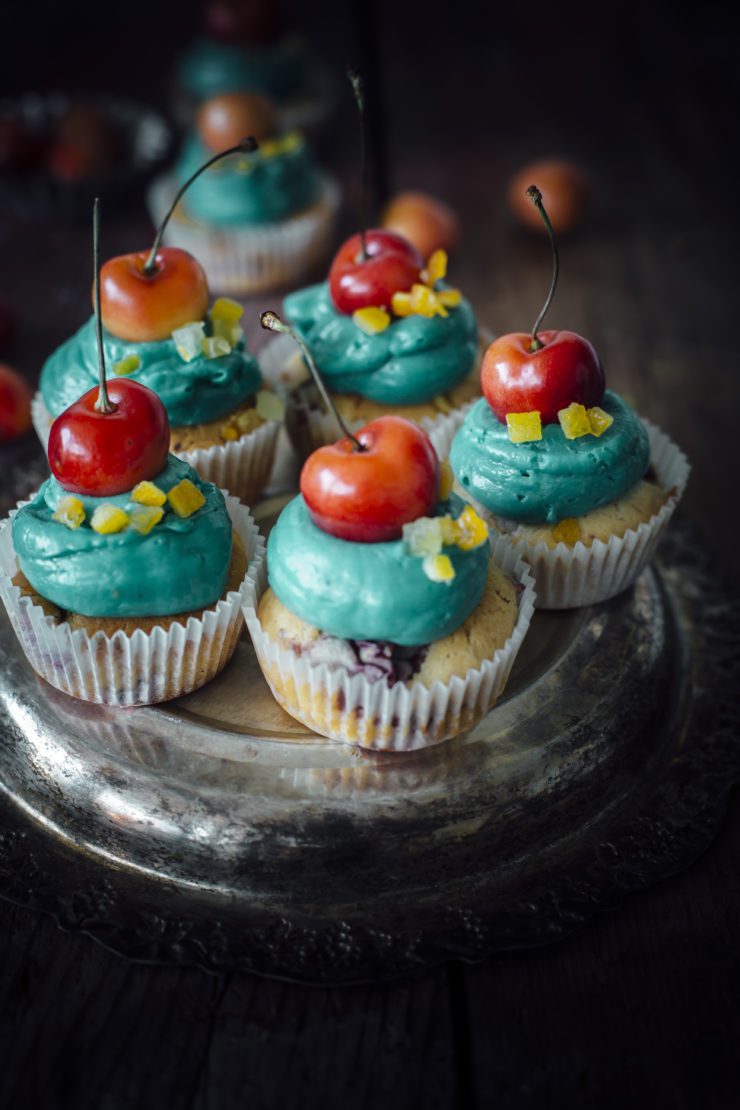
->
[
  {"left": 174, "top": 0, "right": 334, "bottom": 133},
  {"left": 1, "top": 373, "right": 263, "bottom": 705},
  {"left": 147, "top": 92, "right": 339, "bottom": 294},
  {"left": 34, "top": 158, "right": 282, "bottom": 504},
  {"left": 260, "top": 230, "right": 486, "bottom": 458},
  {"left": 437, "top": 186, "right": 689, "bottom": 609},
  {"left": 244, "top": 312, "right": 535, "bottom": 751}
]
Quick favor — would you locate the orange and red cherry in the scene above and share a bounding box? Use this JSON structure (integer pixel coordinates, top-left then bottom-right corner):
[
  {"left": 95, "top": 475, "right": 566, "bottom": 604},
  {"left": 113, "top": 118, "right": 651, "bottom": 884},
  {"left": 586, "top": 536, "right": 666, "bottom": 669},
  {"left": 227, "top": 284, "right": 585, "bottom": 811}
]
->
[
  {"left": 481, "top": 330, "right": 604, "bottom": 425},
  {"left": 98, "top": 246, "right": 209, "bottom": 343},
  {"left": 300, "top": 415, "right": 438, "bottom": 543},
  {"left": 328, "top": 229, "right": 423, "bottom": 315},
  {"left": 48, "top": 380, "right": 170, "bottom": 497},
  {"left": 197, "top": 92, "right": 277, "bottom": 151},
  {"left": 0, "top": 363, "right": 32, "bottom": 443}
]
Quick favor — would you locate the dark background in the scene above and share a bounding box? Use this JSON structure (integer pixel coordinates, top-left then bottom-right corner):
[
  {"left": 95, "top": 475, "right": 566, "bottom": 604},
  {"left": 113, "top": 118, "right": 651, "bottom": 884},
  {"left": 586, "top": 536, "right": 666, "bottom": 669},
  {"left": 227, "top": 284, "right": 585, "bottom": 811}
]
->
[{"left": 1, "top": 1, "right": 740, "bottom": 1107}]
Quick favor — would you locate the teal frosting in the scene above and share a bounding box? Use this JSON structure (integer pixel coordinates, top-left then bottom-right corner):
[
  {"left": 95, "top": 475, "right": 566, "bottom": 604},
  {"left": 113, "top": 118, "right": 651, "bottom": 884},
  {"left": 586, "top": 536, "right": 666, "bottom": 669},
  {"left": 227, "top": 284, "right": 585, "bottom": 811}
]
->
[
  {"left": 177, "top": 134, "right": 320, "bottom": 225},
  {"left": 40, "top": 316, "right": 262, "bottom": 426},
  {"left": 177, "top": 36, "right": 307, "bottom": 102},
  {"left": 450, "top": 390, "right": 650, "bottom": 524},
  {"left": 12, "top": 456, "right": 233, "bottom": 619},
  {"left": 267, "top": 494, "right": 489, "bottom": 646},
  {"left": 283, "top": 282, "right": 479, "bottom": 405}
]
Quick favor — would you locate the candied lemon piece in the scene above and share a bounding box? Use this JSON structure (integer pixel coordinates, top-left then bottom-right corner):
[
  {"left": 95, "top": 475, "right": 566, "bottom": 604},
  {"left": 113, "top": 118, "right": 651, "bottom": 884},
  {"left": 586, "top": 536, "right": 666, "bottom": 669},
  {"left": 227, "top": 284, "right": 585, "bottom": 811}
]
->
[
  {"left": 506, "top": 411, "right": 542, "bottom": 443},
  {"left": 456, "top": 505, "right": 489, "bottom": 550},
  {"left": 130, "top": 480, "right": 166, "bottom": 507},
  {"left": 259, "top": 138, "right": 281, "bottom": 158},
  {"left": 167, "top": 479, "right": 205, "bottom": 518},
  {"left": 209, "top": 297, "right": 244, "bottom": 345},
  {"left": 352, "top": 306, "right": 391, "bottom": 335},
  {"left": 173, "top": 321, "right": 206, "bottom": 362},
  {"left": 256, "top": 389, "right": 285, "bottom": 421},
  {"left": 403, "top": 517, "right": 445, "bottom": 558},
  {"left": 422, "top": 553, "right": 456, "bottom": 583},
  {"left": 558, "top": 402, "right": 591, "bottom": 439},
  {"left": 90, "top": 504, "right": 129, "bottom": 534},
  {"left": 438, "top": 288, "right": 462, "bottom": 308},
  {"left": 112, "top": 353, "right": 141, "bottom": 377},
  {"left": 202, "top": 336, "right": 232, "bottom": 359},
  {"left": 221, "top": 423, "right": 239, "bottom": 441},
  {"left": 440, "top": 516, "right": 462, "bottom": 545},
  {"left": 552, "top": 517, "right": 581, "bottom": 546},
  {"left": 423, "top": 249, "right": 448, "bottom": 286},
  {"left": 391, "top": 291, "right": 412, "bottom": 317},
  {"left": 280, "top": 131, "right": 300, "bottom": 153},
  {"left": 411, "top": 283, "right": 447, "bottom": 317},
  {"left": 52, "top": 495, "right": 85, "bottom": 530},
  {"left": 587, "top": 406, "right": 614, "bottom": 437},
  {"left": 128, "top": 506, "right": 164, "bottom": 535},
  {"left": 439, "top": 459, "right": 454, "bottom": 500}
]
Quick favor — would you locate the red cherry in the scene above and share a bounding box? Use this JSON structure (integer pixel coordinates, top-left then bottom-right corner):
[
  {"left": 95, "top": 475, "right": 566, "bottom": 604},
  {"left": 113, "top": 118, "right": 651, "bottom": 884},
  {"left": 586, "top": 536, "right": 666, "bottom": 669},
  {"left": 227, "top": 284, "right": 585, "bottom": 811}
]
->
[
  {"left": 48, "top": 380, "right": 170, "bottom": 497},
  {"left": 0, "top": 364, "right": 32, "bottom": 443},
  {"left": 480, "top": 330, "right": 605, "bottom": 425},
  {"left": 98, "top": 247, "right": 209, "bottom": 343},
  {"left": 328, "top": 229, "right": 423, "bottom": 315},
  {"left": 300, "top": 415, "right": 438, "bottom": 543}
]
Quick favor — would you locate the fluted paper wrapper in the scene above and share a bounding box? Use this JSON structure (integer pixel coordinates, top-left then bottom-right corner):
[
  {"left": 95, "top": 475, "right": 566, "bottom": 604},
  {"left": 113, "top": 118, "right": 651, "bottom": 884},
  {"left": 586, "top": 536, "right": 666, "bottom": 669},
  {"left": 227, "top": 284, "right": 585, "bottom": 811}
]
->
[
  {"left": 0, "top": 496, "right": 265, "bottom": 707},
  {"left": 431, "top": 413, "right": 690, "bottom": 610},
  {"left": 31, "top": 392, "right": 279, "bottom": 506},
  {"left": 243, "top": 537, "right": 536, "bottom": 752},
  {"left": 146, "top": 174, "right": 340, "bottom": 295}
]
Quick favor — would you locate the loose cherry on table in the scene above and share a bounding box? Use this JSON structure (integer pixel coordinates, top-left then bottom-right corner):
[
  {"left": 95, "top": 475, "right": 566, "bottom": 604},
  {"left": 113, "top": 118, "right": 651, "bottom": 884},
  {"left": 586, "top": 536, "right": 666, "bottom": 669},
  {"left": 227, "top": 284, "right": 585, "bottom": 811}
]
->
[
  {"left": 97, "top": 136, "right": 257, "bottom": 343},
  {"left": 481, "top": 184, "right": 604, "bottom": 424},
  {"left": 328, "top": 229, "right": 423, "bottom": 315},
  {"left": 381, "top": 191, "right": 460, "bottom": 261},
  {"left": 0, "top": 363, "right": 32, "bottom": 443}
]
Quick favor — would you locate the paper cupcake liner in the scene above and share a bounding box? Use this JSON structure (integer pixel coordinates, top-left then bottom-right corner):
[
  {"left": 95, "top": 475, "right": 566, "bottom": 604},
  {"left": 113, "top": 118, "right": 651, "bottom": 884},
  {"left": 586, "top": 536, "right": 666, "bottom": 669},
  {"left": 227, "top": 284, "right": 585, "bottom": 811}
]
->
[
  {"left": 258, "top": 330, "right": 490, "bottom": 462},
  {"left": 0, "top": 495, "right": 265, "bottom": 707},
  {"left": 31, "top": 392, "right": 279, "bottom": 507},
  {"left": 431, "top": 413, "right": 690, "bottom": 609},
  {"left": 146, "top": 174, "right": 340, "bottom": 295},
  {"left": 242, "top": 536, "right": 536, "bottom": 753}
]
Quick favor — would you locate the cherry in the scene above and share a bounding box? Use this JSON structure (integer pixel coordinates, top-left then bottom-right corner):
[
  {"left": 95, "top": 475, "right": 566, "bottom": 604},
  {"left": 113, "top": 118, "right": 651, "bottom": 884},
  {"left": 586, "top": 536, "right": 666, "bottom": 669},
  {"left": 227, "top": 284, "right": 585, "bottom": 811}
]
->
[
  {"left": 96, "top": 137, "right": 256, "bottom": 343},
  {"left": 481, "top": 185, "right": 604, "bottom": 424},
  {"left": 328, "top": 229, "right": 423, "bottom": 315},
  {"left": 197, "top": 93, "right": 277, "bottom": 151},
  {"left": 508, "top": 160, "right": 589, "bottom": 236},
  {"left": 0, "top": 364, "right": 32, "bottom": 443},
  {"left": 204, "top": 0, "right": 283, "bottom": 45},
  {"left": 49, "top": 379, "right": 170, "bottom": 496},
  {"left": 382, "top": 191, "right": 459, "bottom": 261},
  {"left": 300, "top": 416, "right": 438, "bottom": 543}
]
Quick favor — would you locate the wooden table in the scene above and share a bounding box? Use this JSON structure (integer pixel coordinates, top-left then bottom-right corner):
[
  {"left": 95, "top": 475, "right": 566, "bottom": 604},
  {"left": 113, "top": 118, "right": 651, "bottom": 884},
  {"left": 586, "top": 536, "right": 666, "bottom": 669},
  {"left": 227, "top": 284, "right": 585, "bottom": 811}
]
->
[{"left": 1, "top": 1, "right": 738, "bottom": 1106}]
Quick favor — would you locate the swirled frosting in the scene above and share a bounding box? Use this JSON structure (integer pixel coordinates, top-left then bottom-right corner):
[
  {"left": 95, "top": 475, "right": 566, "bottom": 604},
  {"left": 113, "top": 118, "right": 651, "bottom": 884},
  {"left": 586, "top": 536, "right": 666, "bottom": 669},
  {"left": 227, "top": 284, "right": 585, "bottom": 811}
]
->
[
  {"left": 177, "top": 36, "right": 307, "bottom": 102},
  {"left": 12, "top": 456, "right": 233, "bottom": 619},
  {"left": 283, "top": 282, "right": 479, "bottom": 405},
  {"left": 177, "top": 134, "right": 321, "bottom": 225},
  {"left": 40, "top": 317, "right": 262, "bottom": 426},
  {"left": 450, "top": 390, "right": 650, "bottom": 523},
  {"left": 267, "top": 494, "right": 489, "bottom": 646}
]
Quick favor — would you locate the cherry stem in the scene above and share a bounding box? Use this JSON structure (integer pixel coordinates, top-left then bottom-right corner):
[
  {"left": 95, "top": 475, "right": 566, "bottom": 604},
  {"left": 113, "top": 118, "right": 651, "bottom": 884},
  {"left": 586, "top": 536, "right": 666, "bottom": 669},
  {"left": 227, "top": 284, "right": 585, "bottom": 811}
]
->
[
  {"left": 143, "top": 137, "right": 259, "bottom": 275},
  {"left": 527, "top": 184, "right": 559, "bottom": 351},
  {"left": 348, "top": 68, "right": 368, "bottom": 262},
  {"left": 260, "top": 311, "right": 366, "bottom": 452},
  {"left": 92, "top": 197, "right": 114, "bottom": 415}
]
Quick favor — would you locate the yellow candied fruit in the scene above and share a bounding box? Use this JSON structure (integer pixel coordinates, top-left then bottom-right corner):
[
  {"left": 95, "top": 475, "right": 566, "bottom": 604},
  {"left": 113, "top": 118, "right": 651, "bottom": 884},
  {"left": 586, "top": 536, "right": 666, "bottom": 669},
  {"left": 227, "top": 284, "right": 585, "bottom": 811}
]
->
[
  {"left": 90, "top": 504, "right": 129, "bottom": 535},
  {"left": 403, "top": 517, "right": 446, "bottom": 558},
  {"left": 259, "top": 138, "right": 281, "bottom": 158},
  {"left": 352, "top": 306, "right": 391, "bottom": 335},
  {"left": 411, "top": 283, "right": 447, "bottom": 317},
  {"left": 112, "top": 353, "right": 141, "bottom": 377},
  {"left": 439, "top": 460, "right": 454, "bottom": 500},
  {"left": 587, "top": 406, "right": 614, "bottom": 437},
  {"left": 558, "top": 402, "right": 591, "bottom": 440},
  {"left": 440, "top": 516, "right": 462, "bottom": 545},
  {"left": 423, "top": 249, "right": 448, "bottom": 286},
  {"left": 221, "top": 424, "right": 239, "bottom": 441},
  {"left": 52, "top": 495, "right": 85, "bottom": 530},
  {"left": 167, "top": 479, "right": 205, "bottom": 519},
  {"left": 552, "top": 517, "right": 581, "bottom": 546},
  {"left": 172, "top": 321, "right": 206, "bottom": 362},
  {"left": 391, "top": 290, "right": 412, "bottom": 316},
  {"left": 506, "top": 411, "right": 542, "bottom": 444},
  {"left": 256, "top": 389, "right": 285, "bottom": 421},
  {"left": 130, "top": 480, "right": 166, "bottom": 508},
  {"left": 128, "top": 506, "right": 164, "bottom": 535},
  {"left": 422, "top": 553, "right": 456, "bottom": 584},
  {"left": 210, "top": 297, "right": 244, "bottom": 326},
  {"left": 438, "top": 288, "right": 462, "bottom": 309},
  {"left": 202, "top": 336, "right": 232, "bottom": 360},
  {"left": 456, "top": 505, "right": 489, "bottom": 550}
]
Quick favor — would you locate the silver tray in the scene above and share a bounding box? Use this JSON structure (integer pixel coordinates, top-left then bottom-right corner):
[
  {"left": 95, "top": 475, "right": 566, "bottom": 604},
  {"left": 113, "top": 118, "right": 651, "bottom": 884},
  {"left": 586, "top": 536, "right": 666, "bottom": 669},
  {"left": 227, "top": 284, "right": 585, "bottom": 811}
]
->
[{"left": 0, "top": 478, "right": 739, "bottom": 982}]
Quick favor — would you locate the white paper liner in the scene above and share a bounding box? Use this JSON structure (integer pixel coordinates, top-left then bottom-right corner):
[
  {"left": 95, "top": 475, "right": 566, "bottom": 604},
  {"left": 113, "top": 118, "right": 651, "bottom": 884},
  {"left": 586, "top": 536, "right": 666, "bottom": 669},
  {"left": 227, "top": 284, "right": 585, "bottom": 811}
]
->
[
  {"left": 242, "top": 536, "right": 536, "bottom": 753},
  {"left": 0, "top": 495, "right": 265, "bottom": 707},
  {"left": 146, "top": 174, "right": 340, "bottom": 295},
  {"left": 431, "top": 412, "right": 690, "bottom": 610},
  {"left": 31, "top": 392, "right": 279, "bottom": 506}
]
